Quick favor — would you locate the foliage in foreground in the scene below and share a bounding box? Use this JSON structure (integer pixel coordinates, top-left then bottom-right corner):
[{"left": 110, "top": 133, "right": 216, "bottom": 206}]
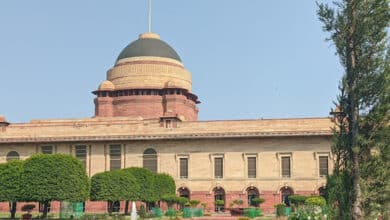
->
[
  {"left": 317, "top": 0, "right": 390, "bottom": 218},
  {"left": 21, "top": 154, "right": 90, "bottom": 218}
]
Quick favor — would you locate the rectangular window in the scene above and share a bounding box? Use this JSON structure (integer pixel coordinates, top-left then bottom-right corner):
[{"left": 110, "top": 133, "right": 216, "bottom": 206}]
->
[
  {"left": 281, "top": 156, "right": 291, "bottom": 178},
  {"left": 109, "top": 145, "right": 121, "bottom": 171},
  {"left": 247, "top": 157, "right": 257, "bottom": 178},
  {"left": 214, "top": 157, "right": 223, "bottom": 178},
  {"left": 75, "top": 145, "right": 87, "bottom": 168},
  {"left": 41, "top": 146, "right": 53, "bottom": 154},
  {"left": 179, "top": 158, "right": 188, "bottom": 179},
  {"left": 319, "top": 156, "right": 329, "bottom": 176}
]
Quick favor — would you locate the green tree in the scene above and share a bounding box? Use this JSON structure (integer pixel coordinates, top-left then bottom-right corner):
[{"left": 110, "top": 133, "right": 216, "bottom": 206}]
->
[
  {"left": 153, "top": 173, "right": 176, "bottom": 204},
  {"left": 117, "top": 169, "right": 140, "bottom": 215},
  {"left": 0, "top": 160, "right": 24, "bottom": 219},
  {"left": 122, "top": 167, "right": 154, "bottom": 203},
  {"left": 21, "top": 154, "right": 89, "bottom": 218},
  {"left": 318, "top": 0, "right": 389, "bottom": 219},
  {"left": 90, "top": 169, "right": 139, "bottom": 215},
  {"left": 359, "top": 54, "right": 390, "bottom": 217}
]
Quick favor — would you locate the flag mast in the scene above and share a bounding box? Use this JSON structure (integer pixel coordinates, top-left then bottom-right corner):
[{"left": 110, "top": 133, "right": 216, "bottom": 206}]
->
[{"left": 148, "top": 0, "right": 152, "bottom": 33}]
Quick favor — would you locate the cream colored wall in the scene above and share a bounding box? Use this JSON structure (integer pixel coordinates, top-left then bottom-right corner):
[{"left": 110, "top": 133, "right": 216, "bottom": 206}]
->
[{"left": 0, "top": 136, "right": 331, "bottom": 192}]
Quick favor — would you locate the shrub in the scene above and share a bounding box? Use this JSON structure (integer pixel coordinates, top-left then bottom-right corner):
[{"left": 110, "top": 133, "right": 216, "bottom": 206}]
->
[
  {"left": 182, "top": 207, "right": 192, "bottom": 218},
  {"left": 305, "top": 196, "right": 326, "bottom": 207},
  {"left": 201, "top": 202, "right": 207, "bottom": 209},
  {"left": 137, "top": 204, "right": 147, "bottom": 219},
  {"left": 152, "top": 207, "right": 163, "bottom": 218},
  {"left": 230, "top": 199, "right": 244, "bottom": 207},
  {"left": 244, "top": 207, "right": 262, "bottom": 219},
  {"left": 274, "top": 203, "right": 286, "bottom": 217},
  {"left": 165, "top": 207, "right": 177, "bottom": 218},
  {"left": 194, "top": 208, "right": 204, "bottom": 217},
  {"left": 189, "top": 199, "right": 200, "bottom": 207},
  {"left": 215, "top": 199, "right": 224, "bottom": 206},
  {"left": 176, "top": 197, "right": 189, "bottom": 206},
  {"left": 251, "top": 198, "right": 265, "bottom": 207},
  {"left": 288, "top": 195, "right": 307, "bottom": 207},
  {"left": 162, "top": 195, "right": 185, "bottom": 207}
]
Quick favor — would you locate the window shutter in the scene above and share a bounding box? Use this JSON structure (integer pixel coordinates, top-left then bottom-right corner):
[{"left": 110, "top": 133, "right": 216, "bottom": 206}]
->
[
  {"left": 143, "top": 149, "right": 157, "bottom": 173},
  {"left": 281, "top": 156, "right": 291, "bottom": 177},
  {"left": 180, "top": 158, "right": 188, "bottom": 178},
  {"left": 319, "top": 156, "right": 329, "bottom": 176},
  {"left": 75, "top": 145, "right": 87, "bottom": 168},
  {"left": 214, "top": 158, "right": 223, "bottom": 178},
  {"left": 247, "top": 157, "right": 256, "bottom": 178},
  {"left": 41, "top": 146, "right": 53, "bottom": 154},
  {"left": 110, "top": 145, "right": 121, "bottom": 171}
]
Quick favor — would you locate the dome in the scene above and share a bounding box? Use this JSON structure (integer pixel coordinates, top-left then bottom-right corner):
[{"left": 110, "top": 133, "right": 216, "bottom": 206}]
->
[
  {"left": 116, "top": 33, "right": 181, "bottom": 62},
  {"left": 98, "top": 80, "right": 115, "bottom": 91}
]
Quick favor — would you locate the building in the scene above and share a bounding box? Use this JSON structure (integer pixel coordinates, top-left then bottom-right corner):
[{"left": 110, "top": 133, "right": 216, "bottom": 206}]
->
[{"left": 0, "top": 32, "right": 334, "bottom": 214}]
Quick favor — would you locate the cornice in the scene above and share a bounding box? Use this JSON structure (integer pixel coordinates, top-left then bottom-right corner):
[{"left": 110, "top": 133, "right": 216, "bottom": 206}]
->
[{"left": 0, "top": 130, "right": 332, "bottom": 143}]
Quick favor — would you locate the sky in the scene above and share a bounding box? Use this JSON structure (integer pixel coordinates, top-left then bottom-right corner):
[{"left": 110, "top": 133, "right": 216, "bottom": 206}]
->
[{"left": 0, "top": 1, "right": 343, "bottom": 123}]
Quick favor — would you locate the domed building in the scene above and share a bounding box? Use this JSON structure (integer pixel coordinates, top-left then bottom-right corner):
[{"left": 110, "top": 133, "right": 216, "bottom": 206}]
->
[
  {"left": 0, "top": 32, "right": 334, "bottom": 214},
  {"left": 94, "top": 33, "right": 199, "bottom": 121}
]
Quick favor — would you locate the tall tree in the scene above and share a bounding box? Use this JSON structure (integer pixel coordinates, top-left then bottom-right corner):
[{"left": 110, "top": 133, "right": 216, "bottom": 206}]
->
[
  {"left": 153, "top": 173, "right": 176, "bottom": 205},
  {"left": 318, "top": 0, "right": 389, "bottom": 219},
  {"left": 21, "top": 154, "right": 90, "bottom": 218},
  {"left": 122, "top": 167, "right": 154, "bottom": 203},
  {"left": 0, "top": 160, "right": 24, "bottom": 219},
  {"left": 90, "top": 169, "right": 140, "bottom": 215}
]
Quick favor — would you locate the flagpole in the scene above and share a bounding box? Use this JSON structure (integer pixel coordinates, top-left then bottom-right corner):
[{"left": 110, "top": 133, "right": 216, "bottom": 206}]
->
[{"left": 148, "top": 0, "right": 152, "bottom": 32}]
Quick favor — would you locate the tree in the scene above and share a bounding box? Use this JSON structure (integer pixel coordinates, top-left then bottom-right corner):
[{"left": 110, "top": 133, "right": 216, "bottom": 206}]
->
[
  {"left": 153, "top": 173, "right": 176, "bottom": 204},
  {"left": 21, "top": 154, "right": 90, "bottom": 218},
  {"left": 359, "top": 53, "right": 390, "bottom": 217},
  {"left": 318, "top": 0, "right": 389, "bottom": 219},
  {"left": 90, "top": 169, "right": 139, "bottom": 215},
  {"left": 122, "top": 167, "right": 154, "bottom": 203},
  {"left": 0, "top": 160, "right": 24, "bottom": 219}
]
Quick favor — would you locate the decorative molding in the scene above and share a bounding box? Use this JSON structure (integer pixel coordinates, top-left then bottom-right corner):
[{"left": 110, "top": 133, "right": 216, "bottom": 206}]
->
[{"left": 0, "top": 131, "right": 332, "bottom": 144}]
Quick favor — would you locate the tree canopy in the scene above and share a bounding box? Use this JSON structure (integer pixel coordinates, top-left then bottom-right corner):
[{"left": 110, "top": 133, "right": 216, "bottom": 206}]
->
[
  {"left": 0, "top": 160, "right": 24, "bottom": 219},
  {"left": 21, "top": 154, "right": 90, "bottom": 217},
  {"left": 153, "top": 173, "right": 176, "bottom": 202},
  {"left": 90, "top": 169, "right": 139, "bottom": 202},
  {"left": 122, "top": 167, "right": 155, "bottom": 202},
  {"left": 0, "top": 160, "right": 24, "bottom": 202}
]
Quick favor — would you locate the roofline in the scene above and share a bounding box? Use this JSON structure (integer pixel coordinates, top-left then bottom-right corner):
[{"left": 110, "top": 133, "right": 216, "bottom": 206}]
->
[
  {"left": 6, "top": 116, "right": 332, "bottom": 125},
  {"left": 0, "top": 131, "right": 332, "bottom": 144}
]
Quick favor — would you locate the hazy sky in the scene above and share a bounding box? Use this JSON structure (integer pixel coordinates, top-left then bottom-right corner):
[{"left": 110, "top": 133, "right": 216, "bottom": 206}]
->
[{"left": 0, "top": 1, "right": 342, "bottom": 123}]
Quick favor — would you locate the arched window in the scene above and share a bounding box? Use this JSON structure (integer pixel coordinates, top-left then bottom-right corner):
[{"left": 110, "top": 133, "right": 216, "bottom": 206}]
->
[
  {"left": 318, "top": 187, "right": 326, "bottom": 197},
  {"left": 178, "top": 187, "right": 190, "bottom": 200},
  {"left": 6, "top": 151, "right": 20, "bottom": 161},
  {"left": 280, "top": 187, "right": 294, "bottom": 206},
  {"left": 143, "top": 148, "right": 157, "bottom": 172},
  {"left": 247, "top": 187, "right": 260, "bottom": 206},
  {"left": 213, "top": 187, "right": 225, "bottom": 212}
]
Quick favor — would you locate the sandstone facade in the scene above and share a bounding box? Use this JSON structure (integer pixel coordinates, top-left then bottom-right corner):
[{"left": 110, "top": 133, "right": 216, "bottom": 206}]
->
[{"left": 0, "top": 32, "right": 334, "bottom": 214}]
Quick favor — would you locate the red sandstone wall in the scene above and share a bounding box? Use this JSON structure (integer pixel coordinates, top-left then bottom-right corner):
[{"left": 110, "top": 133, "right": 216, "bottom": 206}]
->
[
  {"left": 113, "top": 96, "right": 164, "bottom": 118},
  {"left": 94, "top": 94, "right": 198, "bottom": 121},
  {"left": 163, "top": 94, "right": 198, "bottom": 121},
  {"left": 0, "top": 190, "right": 320, "bottom": 215},
  {"left": 94, "top": 97, "right": 114, "bottom": 117}
]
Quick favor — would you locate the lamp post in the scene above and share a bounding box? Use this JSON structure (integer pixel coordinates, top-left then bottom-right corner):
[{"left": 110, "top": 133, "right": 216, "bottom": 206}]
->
[{"left": 329, "top": 106, "right": 346, "bottom": 125}]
